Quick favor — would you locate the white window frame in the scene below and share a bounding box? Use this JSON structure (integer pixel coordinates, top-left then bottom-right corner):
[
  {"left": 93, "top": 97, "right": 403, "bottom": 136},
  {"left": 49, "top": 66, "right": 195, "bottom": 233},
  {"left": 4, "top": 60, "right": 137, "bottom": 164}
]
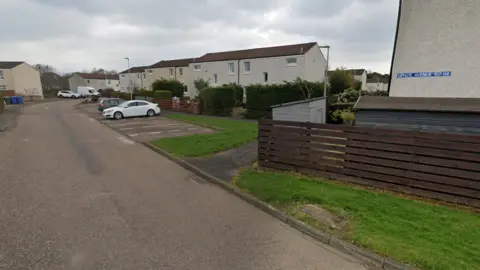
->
[
  {"left": 286, "top": 57, "right": 298, "bottom": 66},
  {"left": 0, "top": 71, "right": 4, "bottom": 80},
  {"left": 183, "top": 86, "right": 188, "bottom": 93},
  {"left": 169, "top": 68, "right": 174, "bottom": 76},
  {"left": 179, "top": 68, "right": 183, "bottom": 76},
  {"left": 194, "top": 64, "right": 201, "bottom": 71},
  {"left": 121, "top": 74, "right": 125, "bottom": 77},
  {"left": 243, "top": 61, "right": 251, "bottom": 74},
  {"left": 213, "top": 74, "right": 218, "bottom": 84},
  {"left": 228, "top": 62, "right": 235, "bottom": 74}
]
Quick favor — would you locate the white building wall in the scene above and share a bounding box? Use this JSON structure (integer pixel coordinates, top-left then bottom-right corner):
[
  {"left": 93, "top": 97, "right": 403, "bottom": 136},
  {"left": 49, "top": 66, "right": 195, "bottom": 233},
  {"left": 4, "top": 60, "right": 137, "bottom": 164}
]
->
[
  {"left": 366, "top": 82, "right": 389, "bottom": 92},
  {"left": 304, "top": 44, "right": 327, "bottom": 82},
  {"left": 390, "top": 0, "right": 480, "bottom": 98},
  {"left": 119, "top": 72, "right": 146, "bottom": 92},
  {"left": 145, "top": 67, "right": 191, "bottom": 95}
]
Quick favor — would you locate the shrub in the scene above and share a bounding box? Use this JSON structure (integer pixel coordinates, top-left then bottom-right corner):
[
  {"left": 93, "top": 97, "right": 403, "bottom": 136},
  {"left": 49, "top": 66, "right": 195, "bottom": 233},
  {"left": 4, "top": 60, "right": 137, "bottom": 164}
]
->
[
  {"left": 199, "top": 85, "right": 235, "bottom": 116},
  {"left": 329, "top": 68, "right": 354, "bottom": 95},
  {"left": 154, "top": 90, "right": 172, "bottom": 101},
  {"left": 244, "top": 79, "right": 325, "bottom": 119},
  {"left": 152, "top": 79, "right": 185, "bottom": 98},
  {"left": 110, "top": 91, "right": 131, "bottom": 100},
  {"left": 337, "top": 88, "right": 360, "bottom": 103},
  {"left": 353, "top": 80, "right": 362, "bottom": 90},
  {"left": 135, "top": 90, "right": 154, "bottom": 98},
  {"left": 360, "top": 90, "right": 388, "bottom": 96},
  {"left": 193, "top": 78, "right": 210, "bottom": 96}
]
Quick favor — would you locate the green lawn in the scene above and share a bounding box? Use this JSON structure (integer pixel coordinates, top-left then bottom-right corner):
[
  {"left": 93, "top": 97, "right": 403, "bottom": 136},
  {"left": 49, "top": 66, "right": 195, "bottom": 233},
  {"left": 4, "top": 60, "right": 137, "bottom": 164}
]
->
[
  {"left": 151, "top": 114, "right": 258, "bottom": 157},
  {"left": 235, "top": 169, "right": 480, "bottom": 270}
]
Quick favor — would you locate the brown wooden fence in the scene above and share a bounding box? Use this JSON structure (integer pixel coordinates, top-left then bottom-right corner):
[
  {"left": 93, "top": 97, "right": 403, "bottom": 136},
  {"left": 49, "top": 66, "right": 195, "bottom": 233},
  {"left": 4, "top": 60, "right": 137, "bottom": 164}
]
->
[{"left": 258, "top": 119, "right": 480, "bottom": 208}]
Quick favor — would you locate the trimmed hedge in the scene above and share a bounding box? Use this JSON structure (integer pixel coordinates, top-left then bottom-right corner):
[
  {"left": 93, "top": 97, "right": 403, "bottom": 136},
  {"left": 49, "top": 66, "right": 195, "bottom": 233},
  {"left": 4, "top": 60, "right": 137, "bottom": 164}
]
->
[
  {"left": 111, "top": 92, "right": 132, "bottom": 100},
  {"left": 245, "top": 80, "right": 325, "bottom": 119},
  {"left": 154, "top": 90, "right": 172, "bottom": 100},
  {"left": 152, "top": 79, "right": 186, "bottom": 98},
  {"left": 135, "top": 90, "right": 154, "bottom": 98},
  {"left": 199, "top": 85, "right": 235, "bottom": 116}
]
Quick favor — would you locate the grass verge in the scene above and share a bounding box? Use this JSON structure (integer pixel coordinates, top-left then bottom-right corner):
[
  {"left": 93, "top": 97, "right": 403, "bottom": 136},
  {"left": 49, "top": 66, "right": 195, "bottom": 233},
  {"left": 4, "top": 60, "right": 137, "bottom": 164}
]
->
[
  {"left": 235, "top": 169, "right": 480, "bottom": 270},
  {"left": 151, "top": 114, "right": 257, "bottom": 157}
]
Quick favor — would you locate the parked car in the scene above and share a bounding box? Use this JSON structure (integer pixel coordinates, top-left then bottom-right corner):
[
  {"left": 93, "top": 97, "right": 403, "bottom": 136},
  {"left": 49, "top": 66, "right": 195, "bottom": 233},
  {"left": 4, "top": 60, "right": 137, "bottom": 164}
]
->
[
  {"left": 102, "top": 100, "right": 160, "bottom": 120},
  {"left": 98, "top": 98, "right": 125, "bottom": 112},
  {"left": 57, "top": 90, "right": 81, "bottom": 99},
  {"left": 77, "top": 86, "right": 100, "bottom": 98}
]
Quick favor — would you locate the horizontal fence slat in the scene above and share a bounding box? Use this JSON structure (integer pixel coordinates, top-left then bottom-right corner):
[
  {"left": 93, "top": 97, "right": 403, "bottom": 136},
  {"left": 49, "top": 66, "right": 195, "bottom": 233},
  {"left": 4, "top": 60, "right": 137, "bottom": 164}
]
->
[
  {"left": 259, "top": 142, "right": 345, "bottom": 160},
  {"left": 259, "top": 132, "right": 347, "bottom": 146},
  {"left": 260, "top": 119, "right": 346, "bottom": 130},
  {"left": 259, "top": 154, "right": 342, "bottom": 174},
  {"left": 346, "top": 146, "right": 412, "bottom": 162},
  {"left": 260, "top": 149, "right": 344, "bottom": 167}
]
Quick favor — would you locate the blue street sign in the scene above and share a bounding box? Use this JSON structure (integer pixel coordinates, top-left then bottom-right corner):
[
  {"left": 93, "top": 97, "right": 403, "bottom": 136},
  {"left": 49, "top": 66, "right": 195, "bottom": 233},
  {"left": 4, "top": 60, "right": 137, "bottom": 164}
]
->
[{"left": 397, "top": 71, "right": 452, "bottom": 78}]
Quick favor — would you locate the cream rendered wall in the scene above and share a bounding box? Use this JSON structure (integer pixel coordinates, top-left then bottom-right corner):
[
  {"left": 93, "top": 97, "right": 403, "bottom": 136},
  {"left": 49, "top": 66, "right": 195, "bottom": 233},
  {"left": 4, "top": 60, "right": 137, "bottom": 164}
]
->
[
  {"left": 12, "top": 63, "right": 43, "bottom": 98},
  {"left": 189, "top": 55, "right": 307, "bottom": 90},
  {"left": 304, "top": 44, "right": 327, "bottom": 82},
  {"left": 145, "top": 67, "right": 191, "bottom": 96},
  {"left": 0, "top": 69, "right": 15, "bottom": 91},
  {"left": 85, "top": 79, "right": 120, "bottom": 91},
  {"left": 366, "top": 82, "right": 389, "bottom": 91},
  {"left": 390, "top": 0, "right": 480, "bottom": 97},
  {"left": 119, "top": 72, "right": 145, "bottom": 92}
]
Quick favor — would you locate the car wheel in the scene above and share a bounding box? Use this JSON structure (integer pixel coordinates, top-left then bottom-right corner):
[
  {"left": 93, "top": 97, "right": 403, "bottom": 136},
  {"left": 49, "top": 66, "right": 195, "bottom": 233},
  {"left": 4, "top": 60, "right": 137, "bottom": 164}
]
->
[
  {"left": 147, "top": 109, "right": 155, "bottom": 117},
  {"left": 114, "top": 112, "right": 123, "bottom": 120}
]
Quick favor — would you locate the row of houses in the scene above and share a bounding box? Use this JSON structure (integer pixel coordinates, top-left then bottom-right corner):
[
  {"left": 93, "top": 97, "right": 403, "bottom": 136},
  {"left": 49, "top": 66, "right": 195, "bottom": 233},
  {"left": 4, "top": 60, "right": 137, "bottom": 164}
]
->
[{"left": 110, "top": 42, "right": 329, "bottom": 98}]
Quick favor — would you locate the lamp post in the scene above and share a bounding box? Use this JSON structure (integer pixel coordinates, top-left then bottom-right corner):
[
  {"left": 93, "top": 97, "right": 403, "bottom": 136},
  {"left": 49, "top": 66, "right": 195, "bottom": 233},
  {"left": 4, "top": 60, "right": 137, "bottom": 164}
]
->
[
  {"left": 319, "top": 45, "right": 330, "bottom": 98},
  {"left": 124, "top": 57, "right": 132, "bottom": 100}
]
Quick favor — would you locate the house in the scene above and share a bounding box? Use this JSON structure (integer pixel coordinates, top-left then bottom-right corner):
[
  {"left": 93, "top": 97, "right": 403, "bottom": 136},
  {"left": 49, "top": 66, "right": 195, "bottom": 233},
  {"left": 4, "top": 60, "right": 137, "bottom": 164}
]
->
[
  {"left": 145, "top": 58, "right": 194, "bottom": 94},
  {"left": 348, "top": 69, "right": 367, "bottom": 90},
  {"left": 365, "top": 73, "right": 389, "bottom": 91},
  {"left": 119, "top": 66, "right": 147, "bottom": 92},
  {"left": 41, "top": 72, "right": 69, "bottom": 91},
  {"left": 353, "top": 96, "right": 480, "bottom": 135},
  {"left": 69, "top": 73, "right": 120, "bottom": 92},
  {"left": 389, "top": 0, "right": 480, "bottom": 97},
  {"left": 0, "top": 61, "right": 43, "bottom": 100},
  {"left": 188, "top": 42, "right": 327, "bottom": 97}
]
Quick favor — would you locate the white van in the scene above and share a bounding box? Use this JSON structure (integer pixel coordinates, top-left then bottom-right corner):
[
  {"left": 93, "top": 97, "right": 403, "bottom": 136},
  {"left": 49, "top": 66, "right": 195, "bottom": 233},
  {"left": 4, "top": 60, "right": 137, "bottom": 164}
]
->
[{"left": 77, "top": 86, "right": 100, "bottom": 98}]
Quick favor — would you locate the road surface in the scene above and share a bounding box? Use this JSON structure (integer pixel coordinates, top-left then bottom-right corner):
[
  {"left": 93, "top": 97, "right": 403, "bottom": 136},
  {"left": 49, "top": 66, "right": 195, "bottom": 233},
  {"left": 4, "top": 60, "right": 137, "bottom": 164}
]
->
[{"left": 0, "top": 101, "right": 373, "bottom": 269}]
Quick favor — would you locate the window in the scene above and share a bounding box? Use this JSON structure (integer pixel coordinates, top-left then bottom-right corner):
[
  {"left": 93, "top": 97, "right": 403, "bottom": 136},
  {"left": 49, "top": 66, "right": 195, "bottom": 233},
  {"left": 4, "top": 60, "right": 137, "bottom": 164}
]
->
[
  {"left": 148, "top": 70, "right": 153, "bottom": 75},
  {"left": 213, "top": 74, "right": 218, "bottom": 84},
  {"left": 0, "top": 71, "right": 4, "bottom": 80},
  {"left": 179, "top": 68, "right": 183, "bottom": 76},
  {"left": 263, "top": 72, "right": 268, "bottom": 83},
  {"left": 143, "top": 73, "right": 146, "bottom": 79},
  {"left": 286, "top": 57, "right": 297, "bottom": 66},
  {"left": 184, "top": 86, "right": 188, "bottom": 93},
  {"left": 0, "top": 85, "right": 6, "bottom": 91},
  {"left": 108, "top": 80, "right": 111, "bottom": 84},
  {"left": 194, "top": 64, "right": 201, "bottom": 71},
  {"left": 87, "top": 79, "right": 90, "bottom": 83},
  {"left": 169, "top": 68, "right": 174, "bottom": 76},
  {"left": 137, "top": 101, "right": 148, "bottom": 106},
  {"left": 127, "top": 102, "right": 138, "bottom": 107},
  {"left": 228, "top": 62, "right": 235, "bottom": 73},
  {"left": 137, "top": 74, "right": 140, "bottom": 79},
  {"left": 122, "top": 74, "right": 125, "bottom": 77},
  {"left": 244, "top": 61, "right": 251, "bottom": 73}
]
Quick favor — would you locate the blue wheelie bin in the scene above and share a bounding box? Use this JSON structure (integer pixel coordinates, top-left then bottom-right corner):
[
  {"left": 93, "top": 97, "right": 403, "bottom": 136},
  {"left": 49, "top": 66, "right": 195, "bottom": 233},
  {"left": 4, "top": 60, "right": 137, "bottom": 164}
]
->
[
  {"left": 17, "top": 96, "right": 24, "bottom": 104},
  {"left": 10, "top": 96, "right": 18, "bottom": 104}
]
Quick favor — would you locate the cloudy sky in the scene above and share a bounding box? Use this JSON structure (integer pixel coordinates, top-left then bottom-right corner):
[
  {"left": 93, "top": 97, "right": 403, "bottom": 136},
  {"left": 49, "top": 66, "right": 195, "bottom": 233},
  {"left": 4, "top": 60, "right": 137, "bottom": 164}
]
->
[{"left": 1, "top": 0, "right": 399, "bottom": 74}]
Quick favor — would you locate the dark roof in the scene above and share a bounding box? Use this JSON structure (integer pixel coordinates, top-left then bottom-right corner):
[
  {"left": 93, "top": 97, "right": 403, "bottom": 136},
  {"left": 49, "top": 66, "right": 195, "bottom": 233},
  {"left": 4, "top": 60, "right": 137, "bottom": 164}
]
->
[
  {"left": 367, "top": 73, "right": 390, "bottom": 83},
  {"left": 354, "top": 96, "right": 480, "bottom": 113},
  {"left": 149, "top": 58, "right": 194, "bottom": 69},
  {"left": 119, "top": 66, "right": 146, "bottom": 74},
  {"left": 271, "top": 97, "right": 326, "bottom": 108},
  {"left": 193, "top": 42, "right": 318, "bottom": 63},
  {"left": 0, "top": 61, "right": 24, "bottom": 69},
  {"left": 75, "top": 73, "right": 119, "bottom": 80}
]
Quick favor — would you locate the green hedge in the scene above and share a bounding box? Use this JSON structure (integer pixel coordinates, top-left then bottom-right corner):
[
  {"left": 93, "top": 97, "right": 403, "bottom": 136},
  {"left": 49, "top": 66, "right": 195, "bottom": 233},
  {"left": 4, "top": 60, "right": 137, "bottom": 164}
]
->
[
  {"left": 111, "top": 92, "right": 131, "bottom": 100},
  {"left": 245, "top": 79, "right": 325, "bottom": 119},
  {"left": 154, "top": 90, "right": 172, "bottom": 100},
  {"left": 152, "top": 79, "right": 186, "bottom": 98},
  {"left": 199, "top": 85, "right": 235, "bottom": 116},
  {"left": 135, "top": 90, "right": 154, "bottom": 98}
]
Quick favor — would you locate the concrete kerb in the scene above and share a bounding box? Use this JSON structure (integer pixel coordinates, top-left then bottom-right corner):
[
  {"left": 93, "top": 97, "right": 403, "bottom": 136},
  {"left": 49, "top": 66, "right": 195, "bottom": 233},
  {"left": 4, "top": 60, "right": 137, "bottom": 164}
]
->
[
  {"left": 142, "top": 142, "right": 418, "bottom": 270},
  {"left": 74, "top": 103, "right": 416, "bottom": 270}
]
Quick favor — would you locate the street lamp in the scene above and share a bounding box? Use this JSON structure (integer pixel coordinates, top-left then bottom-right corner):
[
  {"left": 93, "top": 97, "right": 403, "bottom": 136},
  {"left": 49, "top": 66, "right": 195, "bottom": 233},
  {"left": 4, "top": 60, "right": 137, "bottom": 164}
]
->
[
  {"left": 124, "top": 57, "right": 132, "bottom": 100},
  {"left": 319, "top": 45, "right": 330, "bottom": 98}
]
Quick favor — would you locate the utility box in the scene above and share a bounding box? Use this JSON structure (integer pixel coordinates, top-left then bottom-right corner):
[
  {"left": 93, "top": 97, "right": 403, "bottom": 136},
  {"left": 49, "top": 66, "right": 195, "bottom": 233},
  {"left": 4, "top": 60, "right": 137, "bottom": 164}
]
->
[{"left": 271, "top": 97, "right": 327, "bottom": 124}]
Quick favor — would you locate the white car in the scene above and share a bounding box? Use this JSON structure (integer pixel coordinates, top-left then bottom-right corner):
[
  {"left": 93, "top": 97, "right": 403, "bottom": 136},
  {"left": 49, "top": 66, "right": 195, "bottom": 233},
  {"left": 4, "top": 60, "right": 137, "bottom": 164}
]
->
[
  {"left": 102, "top": 100, "right": 161, "bottom": 120},
  {"left": 57, "top": 90, "right": 81, "bottom": 99}
]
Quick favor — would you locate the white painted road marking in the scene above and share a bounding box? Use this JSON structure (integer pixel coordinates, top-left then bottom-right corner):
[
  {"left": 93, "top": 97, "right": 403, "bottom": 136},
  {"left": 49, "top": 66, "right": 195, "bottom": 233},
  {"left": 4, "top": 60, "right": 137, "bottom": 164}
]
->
[
  {"left": 117, "top": 136, "right": 135, "bottom": 145},
  {"left": 129, "top": 131, "right": 164, "bottom": 137}
]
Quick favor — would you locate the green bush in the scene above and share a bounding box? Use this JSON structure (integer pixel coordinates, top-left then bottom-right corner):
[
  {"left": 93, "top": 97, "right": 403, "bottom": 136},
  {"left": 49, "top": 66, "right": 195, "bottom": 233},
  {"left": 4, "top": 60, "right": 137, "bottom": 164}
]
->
[
  {"left": 199, "top": 85, "right": 235, "bottom": 116},
  {"left": 152, "top": 79, "right": 185, "bottom": 98},
  {"left": 135, "top": 90, "right": 154, "bottom": 98},
  {"left": 154, "top": 90, "right": 172, "bottom": 100},
  {"left": 337, "top": 88, "right": 360, "bottom": 103},
  {"left": 110, "top": 92, "right": 131, "bottom": 100},
  {"left": 360, "top": 90, "right": 388, "bottom": 96},
  {"left": 244, "top": 79, "right": 325, "bottom": 119},
  {"left": 329, "top": 69, "right": 355, "bottom": 95}
]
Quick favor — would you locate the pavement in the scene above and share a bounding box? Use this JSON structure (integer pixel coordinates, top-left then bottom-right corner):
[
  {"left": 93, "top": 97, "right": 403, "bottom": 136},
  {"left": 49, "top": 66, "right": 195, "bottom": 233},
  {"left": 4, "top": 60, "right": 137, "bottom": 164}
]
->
[
  {"left": 0, "top": 104, "right": 23, "bottom": 132},
  {"left": 0, "top": 100, "right": 375, "bottom": 269},
  {"left": 78, "top": 103, "right": 214, "bottom": 143}
]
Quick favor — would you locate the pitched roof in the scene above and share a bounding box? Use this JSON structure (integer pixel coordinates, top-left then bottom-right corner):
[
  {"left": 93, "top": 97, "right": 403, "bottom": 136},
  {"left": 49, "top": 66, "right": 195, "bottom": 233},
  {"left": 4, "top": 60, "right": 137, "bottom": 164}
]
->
[
  {"left": 192, "top": 42, "right": 318, "bottom": 63},
  {"left": 75, "top": 72, "right": 119, "bottom": 80},
  {"left": 119, "top": 66, "right": 147, "bottom": 74},
  {"left": 0, "top": 61, "right": 24, "bottom": 69},
  {"left": 354, "top": 96, "right": 480, "bottom": 113},
  {"left": 149, "top": 58, "right": 194, "bottom": 69},
  {"left": 348, "top": 69, "right": 366, "bottom": 75}
]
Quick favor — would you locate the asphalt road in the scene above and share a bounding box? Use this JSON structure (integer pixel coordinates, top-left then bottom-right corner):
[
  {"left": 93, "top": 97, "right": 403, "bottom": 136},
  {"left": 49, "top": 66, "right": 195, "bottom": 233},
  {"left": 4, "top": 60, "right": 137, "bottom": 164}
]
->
[{"left": 0, "top": 101, "right": 373, "bottom": 270}]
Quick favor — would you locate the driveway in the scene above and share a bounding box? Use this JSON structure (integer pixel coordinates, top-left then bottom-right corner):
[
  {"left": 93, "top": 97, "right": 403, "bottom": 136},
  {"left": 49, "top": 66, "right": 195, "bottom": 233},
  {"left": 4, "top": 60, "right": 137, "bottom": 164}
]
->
[
  {"left": 78, "top": 103, "right": 214, "bottom": 142},
  {"left": 0, "top": 100, "right": 374, "bottom": 269}
]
